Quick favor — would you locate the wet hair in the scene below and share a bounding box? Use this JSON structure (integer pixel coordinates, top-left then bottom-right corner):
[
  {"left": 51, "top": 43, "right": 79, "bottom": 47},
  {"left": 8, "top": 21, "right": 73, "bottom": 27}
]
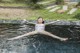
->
[{"left": 37, "top": 17, "right": 44, "bottom": 23}]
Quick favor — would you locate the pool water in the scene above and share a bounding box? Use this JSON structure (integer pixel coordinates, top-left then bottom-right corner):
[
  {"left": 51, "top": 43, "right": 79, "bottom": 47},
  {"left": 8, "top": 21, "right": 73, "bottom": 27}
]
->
[{"left": 0, "top": 24, "right": 80, "bottom": 53}]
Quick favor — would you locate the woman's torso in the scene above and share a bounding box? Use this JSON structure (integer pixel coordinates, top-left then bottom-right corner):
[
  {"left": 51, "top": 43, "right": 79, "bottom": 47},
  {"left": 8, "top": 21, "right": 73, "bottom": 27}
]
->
[{"left": 35, "top": 24, "right": 45, "bottom": 31}]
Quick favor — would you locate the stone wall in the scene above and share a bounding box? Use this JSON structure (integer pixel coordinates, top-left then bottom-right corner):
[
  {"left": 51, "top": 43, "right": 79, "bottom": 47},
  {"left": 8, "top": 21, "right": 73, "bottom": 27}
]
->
[{"left": 0, "top": 20, "right": 80, "bottom": 25}]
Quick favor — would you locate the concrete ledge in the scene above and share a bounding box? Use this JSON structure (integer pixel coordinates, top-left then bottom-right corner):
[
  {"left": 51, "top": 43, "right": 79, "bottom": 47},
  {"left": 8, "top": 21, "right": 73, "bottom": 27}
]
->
[{"left": 0, "top": 20, "right": 80, "bottom": 25}]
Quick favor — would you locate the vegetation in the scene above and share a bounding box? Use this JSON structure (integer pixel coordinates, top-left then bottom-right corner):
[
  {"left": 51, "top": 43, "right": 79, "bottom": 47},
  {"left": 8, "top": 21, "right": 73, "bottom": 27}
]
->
[
  {"left": 27, "top": 9, "right": 80, "bottom": 20},
  {"left": 0, "top": 8, "right": 80, "bottom": 20},
  {"left": 55, "top": 0, "right": 64, "bottom": 5},
  {"left": 0, "top": 0, "right": 42, "bottom": 7},
  {"left": 0, "top": 0, "right": 2, "bottom": 1},
  {"left": 0, "top": 0, "right": 80, "bottom": 20},
  {"left": 77, "top": 2, "right": 80, "bottom": 6}
]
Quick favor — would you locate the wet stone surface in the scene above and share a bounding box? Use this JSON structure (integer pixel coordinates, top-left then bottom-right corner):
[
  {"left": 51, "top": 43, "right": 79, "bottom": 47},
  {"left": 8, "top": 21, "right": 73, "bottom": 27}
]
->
[
  {"left": 0, "top": 20, "right": 80, "bottom": 25},
  {"left": 0, "top": 24, "right": 80, "bottom": 53}
]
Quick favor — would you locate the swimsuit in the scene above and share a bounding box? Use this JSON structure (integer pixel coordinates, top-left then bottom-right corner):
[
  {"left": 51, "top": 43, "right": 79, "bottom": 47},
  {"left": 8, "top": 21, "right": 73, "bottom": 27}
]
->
[{"left": 35, "top": 24, "right": 45, "bottom": 31}]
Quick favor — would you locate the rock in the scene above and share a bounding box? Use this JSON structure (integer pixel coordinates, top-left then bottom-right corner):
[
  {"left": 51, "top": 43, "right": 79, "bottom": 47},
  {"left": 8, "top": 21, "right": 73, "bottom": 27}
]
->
[{"left": 0, "top": 20, "right": 80, "bottom": 25}]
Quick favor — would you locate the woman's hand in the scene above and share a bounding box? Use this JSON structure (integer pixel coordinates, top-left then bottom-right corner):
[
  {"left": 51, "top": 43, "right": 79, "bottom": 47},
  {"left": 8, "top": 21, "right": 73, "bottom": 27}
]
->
[{"left": 56, "top": 20, "right": 60, "bottom": 21}]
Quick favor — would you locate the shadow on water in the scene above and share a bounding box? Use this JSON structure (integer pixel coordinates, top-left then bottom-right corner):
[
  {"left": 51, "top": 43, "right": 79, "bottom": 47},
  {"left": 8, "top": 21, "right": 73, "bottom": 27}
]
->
[
  {"left": 73, "top": 13, "right": 80, "bottom": 20},
  {"left": 0, "top": 24, "right": 80, "bottom": 53}
]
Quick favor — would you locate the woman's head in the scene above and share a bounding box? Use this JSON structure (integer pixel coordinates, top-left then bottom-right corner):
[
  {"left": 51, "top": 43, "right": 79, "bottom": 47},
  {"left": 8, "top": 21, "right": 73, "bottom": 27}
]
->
[{"left": 37, "top": 17, "right": 44, "bottom": 24}]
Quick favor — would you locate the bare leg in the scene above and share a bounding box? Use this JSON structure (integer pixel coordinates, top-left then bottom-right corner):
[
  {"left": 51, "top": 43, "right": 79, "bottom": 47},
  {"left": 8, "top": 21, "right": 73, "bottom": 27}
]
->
[
  {"left": 39, "top": 31, "right": 68, "bottom": 41},
  {"left": 8, "top": 31, "right": 38, "bottom": 40}
]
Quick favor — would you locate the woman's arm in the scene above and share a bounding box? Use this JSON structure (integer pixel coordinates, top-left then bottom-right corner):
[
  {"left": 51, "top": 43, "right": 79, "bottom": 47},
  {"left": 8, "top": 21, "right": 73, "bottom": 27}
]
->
[
  {"left": 22, "top": 19, "right": 36, "bottom": 25},
  {"left": 45, "top": 20, "right": 60, "bottom": 25},
  {"left": 26, "top": 21, "right": 36, "bottom": 25}
]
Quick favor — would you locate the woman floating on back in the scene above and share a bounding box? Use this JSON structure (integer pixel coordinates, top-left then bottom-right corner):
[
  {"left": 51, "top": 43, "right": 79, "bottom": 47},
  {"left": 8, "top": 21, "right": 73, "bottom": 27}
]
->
[{"left": 8, "top": 17, "right": 68, "bottom": 41}]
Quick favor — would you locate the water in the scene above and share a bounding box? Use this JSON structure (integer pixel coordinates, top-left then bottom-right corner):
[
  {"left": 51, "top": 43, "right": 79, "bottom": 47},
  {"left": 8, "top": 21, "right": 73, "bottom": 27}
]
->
[{"left": 0, "top": 24, "right": 80, "bottom": 53}]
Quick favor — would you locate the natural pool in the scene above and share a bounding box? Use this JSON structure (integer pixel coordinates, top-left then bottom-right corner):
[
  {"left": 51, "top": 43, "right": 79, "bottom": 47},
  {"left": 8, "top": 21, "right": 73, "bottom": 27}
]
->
[{"left": 0, "top": 24, "right": 80, "bottom": 53}]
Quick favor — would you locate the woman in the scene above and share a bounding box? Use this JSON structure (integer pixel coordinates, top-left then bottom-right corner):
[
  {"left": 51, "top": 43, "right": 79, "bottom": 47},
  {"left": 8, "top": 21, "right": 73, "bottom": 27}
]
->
[{"left": 8, "top": 17, "right": 68, "bottom": 41}]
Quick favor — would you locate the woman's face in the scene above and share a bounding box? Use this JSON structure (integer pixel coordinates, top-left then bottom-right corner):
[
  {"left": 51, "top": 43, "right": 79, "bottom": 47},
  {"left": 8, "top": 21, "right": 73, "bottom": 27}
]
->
[{"left": 37, "top": 18, "right": 43, "bottom": 24}]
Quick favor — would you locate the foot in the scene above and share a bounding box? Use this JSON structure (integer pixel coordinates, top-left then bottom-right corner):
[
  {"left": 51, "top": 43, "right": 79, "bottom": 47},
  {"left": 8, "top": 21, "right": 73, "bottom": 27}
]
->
[
  {"left": 60, "top": 38, "right": 68, "bottom": 41},
  {"left": 7, "top": 38, "right": 14, "bottom": 41},
  {"left": 7, "top": 38, "right": 17, "bottom": 41}
]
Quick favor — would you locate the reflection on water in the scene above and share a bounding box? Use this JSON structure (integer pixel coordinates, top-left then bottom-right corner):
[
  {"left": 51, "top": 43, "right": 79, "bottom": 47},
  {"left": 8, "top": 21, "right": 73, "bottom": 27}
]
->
[{"left": 0, "top": 24, "right": 80, "bottom": 53}]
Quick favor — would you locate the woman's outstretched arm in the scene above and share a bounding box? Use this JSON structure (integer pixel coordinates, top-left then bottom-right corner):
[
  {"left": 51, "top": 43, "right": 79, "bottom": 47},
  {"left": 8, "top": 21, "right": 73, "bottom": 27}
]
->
[
  {"left": 26, "top": 20, "right": 36, "bottom": 25},
  {"left": 40, "top": 31, "right": 68, "bottom": 41},
  {"left": 45, "top": 20, "right": 60, "bottom": 25},
  {"left": 8, "top": 31, "right": 38, "bottom": 40},
  {"left": 22, "top": 19, "right": 36, "bottom": 25}
]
